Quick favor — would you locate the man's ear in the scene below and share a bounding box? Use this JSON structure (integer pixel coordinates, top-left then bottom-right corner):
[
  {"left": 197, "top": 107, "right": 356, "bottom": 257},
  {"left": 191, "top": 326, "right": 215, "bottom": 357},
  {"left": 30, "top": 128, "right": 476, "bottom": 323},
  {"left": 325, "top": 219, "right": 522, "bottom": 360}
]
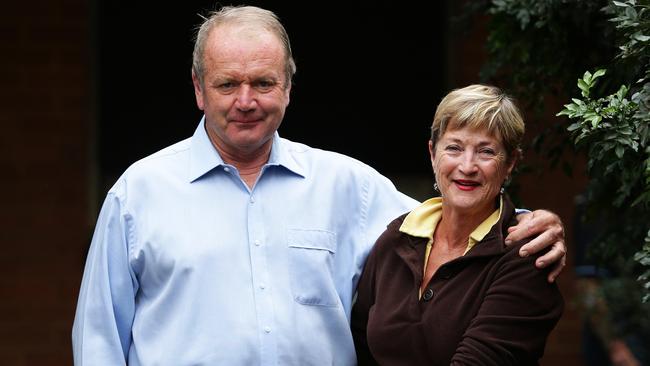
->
[
  {"left": 284, "top": 80, "right": 291, "bottom": 107},
  {"left": 192, "top": 70, "right": 205, "bottom": 111}
]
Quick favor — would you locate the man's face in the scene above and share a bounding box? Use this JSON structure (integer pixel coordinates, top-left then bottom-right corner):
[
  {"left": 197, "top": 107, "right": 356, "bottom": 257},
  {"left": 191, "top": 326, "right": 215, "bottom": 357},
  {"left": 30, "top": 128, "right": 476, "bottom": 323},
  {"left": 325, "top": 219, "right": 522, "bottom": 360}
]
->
[{"left": 193, "top": 25, "right": 291, "bottom": 157}]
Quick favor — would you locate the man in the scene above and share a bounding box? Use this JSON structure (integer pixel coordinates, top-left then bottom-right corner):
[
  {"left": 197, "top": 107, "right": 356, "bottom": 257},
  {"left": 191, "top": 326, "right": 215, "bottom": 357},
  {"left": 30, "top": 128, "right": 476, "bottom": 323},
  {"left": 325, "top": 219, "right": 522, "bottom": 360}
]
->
[{"left": 73, "top": 6, "right": 566, "bottom": 365}]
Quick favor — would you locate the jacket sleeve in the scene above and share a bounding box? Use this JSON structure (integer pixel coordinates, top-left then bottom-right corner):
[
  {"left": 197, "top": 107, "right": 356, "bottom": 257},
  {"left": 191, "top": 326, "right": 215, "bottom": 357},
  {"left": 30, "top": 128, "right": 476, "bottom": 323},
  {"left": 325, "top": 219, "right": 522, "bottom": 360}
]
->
[
  {"left": 72, "top": 185, "right": 138, "bottom": 365},
  {"left": 351, "top": 240, "right": 380, "bottom": 366},
  {"left": 451, "top": 248, "right": 564, "bottom": 365}
]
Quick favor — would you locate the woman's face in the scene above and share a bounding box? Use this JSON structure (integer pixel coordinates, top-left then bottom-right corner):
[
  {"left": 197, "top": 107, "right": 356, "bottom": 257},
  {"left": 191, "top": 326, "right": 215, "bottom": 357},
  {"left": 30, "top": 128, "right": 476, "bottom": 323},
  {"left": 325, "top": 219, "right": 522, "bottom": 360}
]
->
[{"left": 430, "top": 126, "right": 515, "bottom": 218}]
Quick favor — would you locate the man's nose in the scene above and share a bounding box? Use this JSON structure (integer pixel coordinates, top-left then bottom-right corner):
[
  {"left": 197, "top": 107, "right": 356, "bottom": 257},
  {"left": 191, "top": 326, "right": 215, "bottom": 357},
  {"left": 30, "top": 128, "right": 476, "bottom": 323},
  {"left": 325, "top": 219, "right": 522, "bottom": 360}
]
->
[{"left": 235, "top": 85, "right": 257, "bottom": 111}]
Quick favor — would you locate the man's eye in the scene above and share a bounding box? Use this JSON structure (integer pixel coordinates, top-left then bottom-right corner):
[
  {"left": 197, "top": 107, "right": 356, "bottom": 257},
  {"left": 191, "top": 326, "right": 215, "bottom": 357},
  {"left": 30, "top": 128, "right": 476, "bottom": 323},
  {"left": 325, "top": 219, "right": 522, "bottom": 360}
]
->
[
  {"left": 219, "top": 82, "right": 235, "bottom": 90},
  {"left": 255, "top": 80, "right": 276, "bottom": 91}
]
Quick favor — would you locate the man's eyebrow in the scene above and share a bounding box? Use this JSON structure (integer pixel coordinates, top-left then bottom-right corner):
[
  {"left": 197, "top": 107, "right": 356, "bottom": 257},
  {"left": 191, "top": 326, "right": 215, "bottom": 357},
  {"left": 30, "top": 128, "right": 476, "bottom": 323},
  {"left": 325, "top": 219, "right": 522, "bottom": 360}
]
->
[{"left": 253, "top": 74, "right": 280, "bottom": 80}]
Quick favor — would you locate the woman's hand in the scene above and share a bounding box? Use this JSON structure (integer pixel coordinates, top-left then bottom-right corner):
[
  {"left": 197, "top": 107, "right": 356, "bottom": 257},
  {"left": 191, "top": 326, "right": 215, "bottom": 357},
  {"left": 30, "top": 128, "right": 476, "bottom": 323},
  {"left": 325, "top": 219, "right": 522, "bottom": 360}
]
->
[{"left": 505, "top": 210, "right": 566, "bottom": 283}]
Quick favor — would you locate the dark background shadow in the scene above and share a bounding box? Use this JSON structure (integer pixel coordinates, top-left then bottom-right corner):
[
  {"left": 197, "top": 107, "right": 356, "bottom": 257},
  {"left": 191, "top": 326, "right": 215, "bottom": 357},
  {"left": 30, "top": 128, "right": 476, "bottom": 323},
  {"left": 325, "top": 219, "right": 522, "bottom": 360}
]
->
[{"left": 97, "top": 0, "right": 446, "bottom": 188}]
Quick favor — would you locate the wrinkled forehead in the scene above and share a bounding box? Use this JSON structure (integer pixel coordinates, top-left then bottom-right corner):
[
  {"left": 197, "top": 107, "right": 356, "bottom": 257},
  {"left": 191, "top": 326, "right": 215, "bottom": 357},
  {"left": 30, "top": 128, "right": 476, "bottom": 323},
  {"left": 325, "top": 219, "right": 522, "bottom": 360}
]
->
[
  {"left": 204, "top": 26, "right": 284, "bottom": 63},
  {"left": 205, "top": 25, "right": 286, "bottom": 66},
  {"left": 208, "top": 23, "right": 283, "bottom": 52}
]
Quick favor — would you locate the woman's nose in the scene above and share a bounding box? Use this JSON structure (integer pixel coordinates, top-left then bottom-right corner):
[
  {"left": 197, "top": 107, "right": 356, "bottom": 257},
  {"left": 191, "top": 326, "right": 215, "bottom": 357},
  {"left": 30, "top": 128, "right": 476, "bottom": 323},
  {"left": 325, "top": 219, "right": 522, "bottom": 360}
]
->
[{"left": 459, "top": 152, "right": 479, "bottom": 174}]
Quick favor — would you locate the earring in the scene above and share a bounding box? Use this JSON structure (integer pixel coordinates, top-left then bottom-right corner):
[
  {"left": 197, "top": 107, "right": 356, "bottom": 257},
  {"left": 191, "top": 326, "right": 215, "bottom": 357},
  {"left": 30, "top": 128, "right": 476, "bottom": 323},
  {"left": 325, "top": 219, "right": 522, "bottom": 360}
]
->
[
  {"left": 501, "top": 176, "right": 511, "bottom": 195},
  {"left": 434, "top": 182, "right": 443, "bottom": 197}
]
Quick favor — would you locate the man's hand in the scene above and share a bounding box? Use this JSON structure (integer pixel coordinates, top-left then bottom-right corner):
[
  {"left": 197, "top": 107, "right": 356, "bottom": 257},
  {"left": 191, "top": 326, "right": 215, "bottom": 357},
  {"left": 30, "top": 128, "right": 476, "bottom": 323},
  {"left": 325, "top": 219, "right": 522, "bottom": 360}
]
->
[
  {"left": 505, "top": 209, "right": 566, "bottom": 283},
  {"left": 609, "top": 340, "right": 641, "bottom": 366}
]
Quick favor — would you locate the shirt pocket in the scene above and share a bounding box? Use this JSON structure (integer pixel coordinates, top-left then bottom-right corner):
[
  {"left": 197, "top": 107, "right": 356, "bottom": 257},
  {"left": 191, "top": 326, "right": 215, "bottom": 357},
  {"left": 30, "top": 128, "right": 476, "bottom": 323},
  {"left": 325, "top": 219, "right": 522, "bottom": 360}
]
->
[{"left": 287, "top": 229, "right": 339, "bottom": 307}]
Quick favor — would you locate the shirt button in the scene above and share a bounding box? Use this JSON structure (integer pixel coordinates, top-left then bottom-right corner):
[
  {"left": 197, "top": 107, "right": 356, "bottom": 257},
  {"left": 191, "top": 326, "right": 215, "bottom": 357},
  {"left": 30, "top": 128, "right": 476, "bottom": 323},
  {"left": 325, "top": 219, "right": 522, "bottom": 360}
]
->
[
  {"left": 250, "top": 196, "right": 255, "bottom": 204},
  {"left": 264, "top": 327, "right": 271, "bottom": 333},
  {"left": 254, "top": 240, "right": 261, "bottom": 246},
  {"left": 423, "top": 288, "right": 434, "bottom": 301},
  {"left": 223, "top": 167, "right": 230, "bottom": 172},
  {"left": 260, "top": 283, "right": 266, "bottom": 290}
]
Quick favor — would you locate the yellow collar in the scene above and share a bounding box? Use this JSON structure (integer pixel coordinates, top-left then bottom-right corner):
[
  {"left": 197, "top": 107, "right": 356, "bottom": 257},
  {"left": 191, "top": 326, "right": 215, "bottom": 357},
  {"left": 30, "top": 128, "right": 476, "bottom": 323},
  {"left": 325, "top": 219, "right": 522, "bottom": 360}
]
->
[{"left": 399, "top": 196, "right": 503, "bottom": 254}]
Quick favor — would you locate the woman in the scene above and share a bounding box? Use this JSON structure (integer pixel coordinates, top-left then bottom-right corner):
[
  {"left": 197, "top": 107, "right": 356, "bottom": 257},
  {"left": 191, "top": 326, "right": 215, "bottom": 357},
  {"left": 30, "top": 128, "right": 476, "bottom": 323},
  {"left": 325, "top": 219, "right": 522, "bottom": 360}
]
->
[{"left": 351, "top": 84, "right": 563, "bottom": 365}]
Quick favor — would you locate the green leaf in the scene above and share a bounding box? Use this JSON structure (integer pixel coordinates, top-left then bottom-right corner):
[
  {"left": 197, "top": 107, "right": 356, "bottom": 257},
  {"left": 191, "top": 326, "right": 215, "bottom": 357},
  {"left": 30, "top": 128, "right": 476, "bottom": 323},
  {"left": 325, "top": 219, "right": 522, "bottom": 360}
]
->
[
  {"left": 565, "top": 103, "right": 578, "bottom": 112},
  {"left": 567, "top": 122, "right": 582, "bottom": 132},
  {"left": 578, "top": 79, "right": 590, "bottom": 96},
  {"left": 616, "top": 85, "right": 630, "bottom": 100},
  {"left": 616, "top": 137, "right": 631, "bottom": 146},
  {"left": 593, "top": 69, "right": 607, "bottom": 79},
  {"left": 590, "top": 115, "right": 603, "bottom": 127},
  {"left": 626, "top": 6, "right": 638, "bottom": 20},
  {"left": 632, "top": 192, "right": 650, "bottom": 206},
  {"left": 633, "top": 34, "right": 650, "bottom": 42},
  {"left": 616, "top": 145, "right": 625, "bottom": 158}
]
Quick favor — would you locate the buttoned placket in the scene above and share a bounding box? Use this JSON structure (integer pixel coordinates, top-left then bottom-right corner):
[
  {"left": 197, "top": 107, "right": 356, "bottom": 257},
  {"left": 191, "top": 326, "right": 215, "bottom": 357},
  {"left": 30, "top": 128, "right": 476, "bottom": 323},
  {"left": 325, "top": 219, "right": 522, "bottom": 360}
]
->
[{"left": 227, "top": 164, "right": 278, "bottom": 363}]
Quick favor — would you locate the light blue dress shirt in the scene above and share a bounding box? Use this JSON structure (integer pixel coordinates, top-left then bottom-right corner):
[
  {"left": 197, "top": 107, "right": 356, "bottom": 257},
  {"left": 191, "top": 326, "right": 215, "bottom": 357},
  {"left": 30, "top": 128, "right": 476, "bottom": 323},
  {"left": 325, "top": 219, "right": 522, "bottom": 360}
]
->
[{"left": 72, "top": 118, "right": 418, "bottom": 365}]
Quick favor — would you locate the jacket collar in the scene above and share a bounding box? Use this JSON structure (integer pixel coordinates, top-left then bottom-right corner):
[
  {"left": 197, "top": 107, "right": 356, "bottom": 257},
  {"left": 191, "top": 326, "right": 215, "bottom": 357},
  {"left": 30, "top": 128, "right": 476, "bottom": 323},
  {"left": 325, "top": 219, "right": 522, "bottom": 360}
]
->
[
  {"left": 399, "top": 196, "right": 504, "bottom": 253},
  {"left": 394, "top": 195, "right": 517, "bottom": 283}
]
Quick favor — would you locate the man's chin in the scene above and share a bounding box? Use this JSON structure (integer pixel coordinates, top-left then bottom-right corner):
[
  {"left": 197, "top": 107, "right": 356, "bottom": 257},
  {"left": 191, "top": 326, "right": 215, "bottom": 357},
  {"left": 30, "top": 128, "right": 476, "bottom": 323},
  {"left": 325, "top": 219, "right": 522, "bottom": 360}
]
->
[{"left": 230, "top": 136, "right": 273, "bottom": 153}]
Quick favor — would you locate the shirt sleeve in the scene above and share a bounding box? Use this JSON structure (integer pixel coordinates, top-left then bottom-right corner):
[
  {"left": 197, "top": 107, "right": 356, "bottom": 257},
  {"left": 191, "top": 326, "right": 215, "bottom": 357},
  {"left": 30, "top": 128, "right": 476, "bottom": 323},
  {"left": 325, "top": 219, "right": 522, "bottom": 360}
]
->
[
  {"left": 72, "top": 186, "right": 138, "bottom": 365},
  {"left": 450, "top": 247, "right": 563, "bottom": 365},
  {"left": 350, "top": 169, "right": 418, "bottom": 301},
  {"left": 359, "top": 169, "right": 418, "bottom": 255}
]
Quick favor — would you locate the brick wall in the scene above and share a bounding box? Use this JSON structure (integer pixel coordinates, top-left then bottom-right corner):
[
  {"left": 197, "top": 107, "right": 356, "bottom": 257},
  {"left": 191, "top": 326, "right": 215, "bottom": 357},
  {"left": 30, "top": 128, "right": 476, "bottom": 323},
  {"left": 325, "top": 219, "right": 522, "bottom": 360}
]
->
[{"left": 1, "top": 1, "right": 91, "bottom": 364}]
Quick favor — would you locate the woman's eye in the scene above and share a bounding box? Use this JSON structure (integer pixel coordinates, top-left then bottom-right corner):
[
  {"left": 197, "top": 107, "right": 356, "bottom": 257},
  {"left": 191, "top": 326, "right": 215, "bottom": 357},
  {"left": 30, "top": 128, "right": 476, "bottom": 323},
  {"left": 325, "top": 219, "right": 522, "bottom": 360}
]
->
[
  {"left": 479, "top": 148, "right": 496, "bottom": 156},
  {"left": 445, "top": 145, "right": 462, "bottom": 152}
]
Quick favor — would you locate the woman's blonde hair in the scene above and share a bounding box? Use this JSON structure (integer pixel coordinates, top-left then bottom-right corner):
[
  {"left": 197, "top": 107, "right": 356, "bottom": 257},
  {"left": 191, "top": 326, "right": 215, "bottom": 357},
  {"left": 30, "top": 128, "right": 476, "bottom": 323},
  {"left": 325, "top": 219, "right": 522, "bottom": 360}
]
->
[{"left": 431, "top": 84, "right": 525, "bottom": 162}]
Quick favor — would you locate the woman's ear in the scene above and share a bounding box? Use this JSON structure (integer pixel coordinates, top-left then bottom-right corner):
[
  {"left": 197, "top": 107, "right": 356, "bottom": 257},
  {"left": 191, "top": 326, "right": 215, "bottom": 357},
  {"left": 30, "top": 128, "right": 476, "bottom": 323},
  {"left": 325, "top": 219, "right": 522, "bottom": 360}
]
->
[
  {"left": 506, "top": 149, "right": 520, "bottom": 176},
  {"left": 429, "top": 140, "right": 438, "bottom": 175}
]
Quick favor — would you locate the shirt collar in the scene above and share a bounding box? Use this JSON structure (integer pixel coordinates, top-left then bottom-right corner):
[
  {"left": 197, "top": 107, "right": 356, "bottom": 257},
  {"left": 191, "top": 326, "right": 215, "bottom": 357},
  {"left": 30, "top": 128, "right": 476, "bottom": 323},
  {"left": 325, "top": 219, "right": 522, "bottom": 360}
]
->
[
  {"left": 188, "top": 117, "right": 306, "bottom": 182},
  {"left": 399, "top": 197, "right": 443, "bottom": 239},
  {"left": 399, "top": 196, "right": 503, "bottom": 252},
  {"left": 265, "top": 132, "right": 306, "bottom": 178}
]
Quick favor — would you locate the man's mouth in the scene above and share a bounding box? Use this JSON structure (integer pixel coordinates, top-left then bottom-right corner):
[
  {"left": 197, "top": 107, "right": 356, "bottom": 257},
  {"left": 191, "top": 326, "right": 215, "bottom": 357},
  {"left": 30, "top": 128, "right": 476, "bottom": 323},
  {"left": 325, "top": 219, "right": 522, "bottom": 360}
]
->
[{"left": 231, "top": 118, "right": 262, "bottom": 124}]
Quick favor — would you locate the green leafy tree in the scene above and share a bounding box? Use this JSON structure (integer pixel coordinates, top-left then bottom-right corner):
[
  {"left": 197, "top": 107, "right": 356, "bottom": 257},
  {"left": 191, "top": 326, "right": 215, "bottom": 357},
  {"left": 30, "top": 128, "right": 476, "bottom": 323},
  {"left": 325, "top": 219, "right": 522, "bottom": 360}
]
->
[
  {"left": 557, "top": 1, "right": 650, "bottom": 301},
  {"left": 466, "top": 0, "right": 650, "bottom": 298},
  {"left": 456, "top": 0, "right": 620, "bottom": 180},
  {"left": 464, "top": 0, "right": 650, "bottom": 360}
]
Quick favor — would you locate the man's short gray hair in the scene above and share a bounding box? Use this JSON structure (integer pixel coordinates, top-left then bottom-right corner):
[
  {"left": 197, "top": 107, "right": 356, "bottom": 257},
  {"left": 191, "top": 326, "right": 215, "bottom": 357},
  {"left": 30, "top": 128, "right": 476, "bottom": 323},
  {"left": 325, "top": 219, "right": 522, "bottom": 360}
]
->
[{"left": 192, "top": 5, "right": 297, "bottom": 88}]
